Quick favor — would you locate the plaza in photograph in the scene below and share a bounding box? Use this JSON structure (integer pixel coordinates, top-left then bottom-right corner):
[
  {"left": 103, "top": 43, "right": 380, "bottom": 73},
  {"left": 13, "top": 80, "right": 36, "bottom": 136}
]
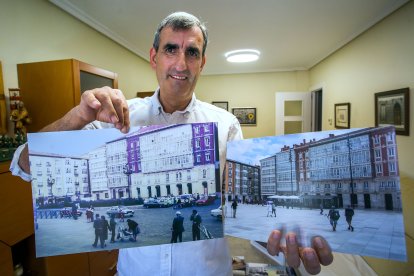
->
[
  {"left": 27, "top": 122, "right": 223, "bottom": 257},
  {"left": 225, "top": 126, "right": 407, "bottom": 261}
]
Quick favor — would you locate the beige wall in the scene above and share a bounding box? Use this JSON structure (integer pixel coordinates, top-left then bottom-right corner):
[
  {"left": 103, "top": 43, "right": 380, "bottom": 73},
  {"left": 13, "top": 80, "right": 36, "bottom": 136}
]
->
[
  {"left": 310, "top": 2, "right": 414, "bottom": 275},
  {"left": 0, "top": 0, "right": 157, "bottom": 102},
  {"left": 197, "top": 70, "right": 309, "bottom": 139}
]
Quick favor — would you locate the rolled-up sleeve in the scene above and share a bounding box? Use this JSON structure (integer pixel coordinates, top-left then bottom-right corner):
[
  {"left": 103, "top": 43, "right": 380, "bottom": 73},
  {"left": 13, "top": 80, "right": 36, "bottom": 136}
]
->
[{"left": 9, "top": 143, "right": 32, "bottom": 182}]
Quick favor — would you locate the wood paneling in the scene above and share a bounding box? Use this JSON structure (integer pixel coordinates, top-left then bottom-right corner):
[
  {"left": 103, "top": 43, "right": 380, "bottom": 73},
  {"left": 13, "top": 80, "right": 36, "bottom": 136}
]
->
[
  {"left": 17, "top": 59, "right": 118, "bottom": 132},
  {"left": 0, "top": 163, "right": 34, "bottom": 246}
]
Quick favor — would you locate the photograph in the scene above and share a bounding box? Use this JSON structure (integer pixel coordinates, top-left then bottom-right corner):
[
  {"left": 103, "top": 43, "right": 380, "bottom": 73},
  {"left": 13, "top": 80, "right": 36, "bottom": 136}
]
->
[
  {"left": 28, "top": 123, "right": 223, "bottom": 257},
  {"left": 375, "top": 87, "right": 410, "bottom": 135},
  {"left": 212, "top": 101, "right": 229, "bottom": 111},
  {"left": 232, "top": 107, "right": 257, "bottom": 125},
  {"left": 334, "top": 103, "right": 350, "bottom": 129},
  {"left": 224, "top": 126, "right": 406, "bottom": 262}
]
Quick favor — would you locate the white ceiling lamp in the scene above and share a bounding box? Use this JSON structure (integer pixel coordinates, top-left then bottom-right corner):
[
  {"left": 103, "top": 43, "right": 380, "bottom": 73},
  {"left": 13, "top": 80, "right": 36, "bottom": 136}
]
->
[{"left": 225, "top": 49, "right": 260, "bottom": 63}]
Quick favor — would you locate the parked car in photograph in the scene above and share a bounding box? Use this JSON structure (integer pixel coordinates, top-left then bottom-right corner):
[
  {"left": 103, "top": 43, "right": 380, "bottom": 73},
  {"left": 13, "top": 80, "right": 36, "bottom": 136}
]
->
[
  {"left": 175, "top": 194, "right": 196, "bottom": 208},
  {"left": 59, "top": 207, "right": 82, "bottom": 218},
  {"left": 196, "top": 195, "right": 216, "bottom": 206},
  {"left": 158, "top": 197, "right": 174, "bottom": 208},
  {"left": 143, "top": 198, "right": 161, "bottom": 208},
  {"left": 211, "top": 206, "right": 222, "bottom": 219},
  {"left": 106, "top": 206, "right": 134, "bottom": 217}
]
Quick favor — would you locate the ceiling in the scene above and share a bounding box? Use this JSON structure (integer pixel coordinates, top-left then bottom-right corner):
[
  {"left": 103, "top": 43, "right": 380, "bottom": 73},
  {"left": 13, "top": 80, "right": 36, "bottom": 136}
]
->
[{"left": 49, "top": 0, "right": 408, "bottom": 75}]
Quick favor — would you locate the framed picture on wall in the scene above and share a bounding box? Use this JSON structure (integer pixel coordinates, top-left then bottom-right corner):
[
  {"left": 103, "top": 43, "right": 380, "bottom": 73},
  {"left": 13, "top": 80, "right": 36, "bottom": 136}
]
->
[
  {"left": 232, "top": 107, "right": 257, "bottom": 125},
  {"left": 375, "top": 87, "right": 410, "bottom": 136},
  {"left": 212, "top": 101, "right": 228, "bottom": 111},
  {"left": 334, "top": 103, "right": 350, "bottom": 129}
]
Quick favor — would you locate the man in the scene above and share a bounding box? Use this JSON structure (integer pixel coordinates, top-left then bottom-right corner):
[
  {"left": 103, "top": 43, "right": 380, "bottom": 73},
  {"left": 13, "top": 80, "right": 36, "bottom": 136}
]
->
[
  {"left": 171, "top": 211, "right": 185, "bottom": 243},
  {"left": 11, "top": 11, "right": 332, "bottom": 275},
  {"left": 231, "top": 199, "right": 238, "bottom": 218},
  {"left": 109, "top": 214, "right": 117, "bottom": 243},
  {"left": 92, "top": 214, "right": 102, "bottom": 248},
  {"left": 190, "top": 209, "right": 202, "bottom": 241},
  {"left": 101, "top": 215, "right": 110, "bottom": 248},
  {"left": 345, "top": 205, "right": 355, "bottom": 231},
  {"left": 271, "top": 202, "right": 277, "bottom": 217},
  {"left": 126, "top": 219, "right": 139, "bottom": 242},
  {"left": 328, "top": 206, "right": 340, "bottom": 231}
]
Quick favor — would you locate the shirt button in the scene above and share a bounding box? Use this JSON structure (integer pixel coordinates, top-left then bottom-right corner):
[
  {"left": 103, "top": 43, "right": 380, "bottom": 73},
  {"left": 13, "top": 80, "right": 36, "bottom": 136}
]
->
[{"left": 184, "top": 113, "right": 190, "bottom": 119}]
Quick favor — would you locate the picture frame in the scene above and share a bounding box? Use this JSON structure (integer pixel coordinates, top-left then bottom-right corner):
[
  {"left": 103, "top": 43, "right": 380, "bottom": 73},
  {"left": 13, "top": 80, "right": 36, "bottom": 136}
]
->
[
  {"left": 375, "top": 87, "right": 410, "bottom": 136},
  {"left": 334, "top": 103, "right": 350, "bottom": 129},
  {"left": 212, "top": 101, "right": 228, "bottom": 111},
  {"left": 232, "top": 107, "right": 257, "bottom": 125},
  {"left": 136, "top": 91, "right": 154, "bottom": 98}
]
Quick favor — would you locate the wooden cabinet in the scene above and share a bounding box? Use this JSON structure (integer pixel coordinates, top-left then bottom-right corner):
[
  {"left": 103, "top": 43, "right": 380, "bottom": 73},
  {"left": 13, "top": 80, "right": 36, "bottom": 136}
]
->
[{"left": 17, "top": 59, "right": 118, "bottom": 132}]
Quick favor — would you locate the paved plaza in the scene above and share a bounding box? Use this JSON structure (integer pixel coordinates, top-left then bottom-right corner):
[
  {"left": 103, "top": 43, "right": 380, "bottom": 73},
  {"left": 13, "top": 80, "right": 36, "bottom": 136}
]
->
[
  {"left": 224, "top": 204, "right": 407, "bottom": 262},
  {"left": 34, "top": 202, "right": 222, "bottom": 257}
]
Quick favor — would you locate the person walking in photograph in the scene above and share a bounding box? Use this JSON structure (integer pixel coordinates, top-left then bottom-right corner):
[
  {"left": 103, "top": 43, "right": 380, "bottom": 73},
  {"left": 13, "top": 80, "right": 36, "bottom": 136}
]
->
[
  {"left": 345, "top": 205, "right": 355, "bottom": 231},
  {"left": 100, "top": 215, "right": 110, "bottom": 248},
  {"left": 328, "top": 206, "right": 340, "bottom": 231},
  {"left": 190, "top": 209, "right": 202, "bottom": 241},
  {"left": 231, "top": 199, "right": 238, "bottom": 218},
  {"left": 92, "top": 214, "right": 102, "bottom": 247},
  {"left": 171, "top": 211, "right": 185, "bottom": 243},
  {"left": 320, "top": 203, "right": 324, "bottom": 215},
  {"left": 266, "top": 202, "right": 272, "bottom": 217},
  {"left": 271, "top": 202, "right": 277, "bottom": 217},
  {"left": 109, "top": 214, "right": 117, "bottom": 243}
]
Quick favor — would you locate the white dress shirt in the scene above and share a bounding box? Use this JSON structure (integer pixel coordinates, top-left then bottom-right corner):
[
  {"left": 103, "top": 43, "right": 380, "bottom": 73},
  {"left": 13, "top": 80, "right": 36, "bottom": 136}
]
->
[{"left": 10, "top": 89, "right": 243, "bottom": 276}]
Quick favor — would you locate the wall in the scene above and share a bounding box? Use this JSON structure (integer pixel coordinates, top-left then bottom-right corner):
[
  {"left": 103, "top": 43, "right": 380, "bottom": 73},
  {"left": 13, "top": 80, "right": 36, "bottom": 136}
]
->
[
  {"left": 310, "top": 1, "right": 414, "bottom": 275},
  {"left": 0, "top": 0, "right": 157, "bottom": 102},
  {"left": 197, "top": 70, "right": 309, "bottom": 139}
]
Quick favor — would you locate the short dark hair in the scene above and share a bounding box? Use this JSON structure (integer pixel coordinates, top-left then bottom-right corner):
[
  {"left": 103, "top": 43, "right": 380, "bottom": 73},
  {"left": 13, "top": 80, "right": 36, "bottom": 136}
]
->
[{"left": 153, "top": 11, "right": 208, "bottom": 56}]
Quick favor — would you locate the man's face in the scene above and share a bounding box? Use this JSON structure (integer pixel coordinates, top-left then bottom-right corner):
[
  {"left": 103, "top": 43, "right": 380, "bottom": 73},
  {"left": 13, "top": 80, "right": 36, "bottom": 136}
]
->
[{"left": 150, "top": 26, "right": 206, "bottom": 99}]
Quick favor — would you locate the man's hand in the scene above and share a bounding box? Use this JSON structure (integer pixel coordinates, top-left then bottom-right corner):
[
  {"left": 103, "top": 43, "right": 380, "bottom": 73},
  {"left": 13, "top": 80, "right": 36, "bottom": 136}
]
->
[
  {"left": 267, "top": 230, "right": 333, "bottom": 275},
  {"left": 77, "top": 87, "right": 130, "bottom": 133},
  {"left": 18, "top": 87, "right": 131, "bottom": 174}
]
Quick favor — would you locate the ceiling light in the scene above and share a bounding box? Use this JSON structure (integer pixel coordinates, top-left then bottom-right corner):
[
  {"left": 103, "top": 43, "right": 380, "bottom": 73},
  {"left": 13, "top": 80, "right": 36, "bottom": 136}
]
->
[{"left": 225, "top": 49, "right": 260, "bottom": 63}]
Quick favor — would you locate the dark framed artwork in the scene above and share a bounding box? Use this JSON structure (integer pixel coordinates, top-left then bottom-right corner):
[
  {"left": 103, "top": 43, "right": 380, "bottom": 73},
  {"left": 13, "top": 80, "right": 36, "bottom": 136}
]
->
[
  {"left": 212, "top": 101, "right": 228, "bottom": 111},
  {"left": 334, "top": 103, "right": 351, "bottom": 129},
  {"left": 375, "top": 87, "right": 410, "bottom": 136},
  {"left": 232, "top": 107, "right": 257, "bottom": 125},
  {"left": 136, "top": 91, "right": 154, "bottom": 98}
]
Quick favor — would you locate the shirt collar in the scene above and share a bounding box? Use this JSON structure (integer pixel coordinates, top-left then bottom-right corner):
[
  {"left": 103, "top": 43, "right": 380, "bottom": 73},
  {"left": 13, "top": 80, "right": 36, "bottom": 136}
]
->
[{"left": 151, "top": 88, "right": 197, "bottom": 115}]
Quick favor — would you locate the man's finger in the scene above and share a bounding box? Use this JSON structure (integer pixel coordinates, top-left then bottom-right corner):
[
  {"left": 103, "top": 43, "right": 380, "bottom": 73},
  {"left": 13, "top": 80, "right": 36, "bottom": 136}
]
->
[
  {"left": 300, "top": 248, "right": 321, "bottom": 275},
  {"left": 311, "top": 236, "right": 333, "bottom": 266},
  {"left": 82, "top": 90, "right": 101, "bottom": 110},
  {"left": 267, "top": 230, "right": 282, "bottom": 256},
  {"left": 121, "top": 104, "right": 130, "bottom": 133},
  {"left": 95, "top": 90, "right": 119, "bottom": 124},
  {"left": 111, "top": 89, "right": 130, "bottom": 132},
  {"left": 285, "top": 232, "right": 300, "bottom": 268}
]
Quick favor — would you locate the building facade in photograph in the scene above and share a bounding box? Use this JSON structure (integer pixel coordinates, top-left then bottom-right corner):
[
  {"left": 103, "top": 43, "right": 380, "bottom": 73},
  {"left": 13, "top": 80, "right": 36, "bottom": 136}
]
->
[
  {"left": 225, "top": 159, "right": 260, "bottom": 203},
  {"left": 30, "top": 154, "right": 90, "bottom": 204},
  {"left": 260, "top": 146, "right": 297, "bottom": 197},
  {"left": 88, "top": 145, "right": 110, "bottom": 200},
  {"left": 29, "top": 122, "right": 220, "bottom": 203},
  {"left": 260, "top": 127, "right": 401, "bottom": 210},
  {"left": 128, "top": 123, "right": 219, "bottom": 198}
]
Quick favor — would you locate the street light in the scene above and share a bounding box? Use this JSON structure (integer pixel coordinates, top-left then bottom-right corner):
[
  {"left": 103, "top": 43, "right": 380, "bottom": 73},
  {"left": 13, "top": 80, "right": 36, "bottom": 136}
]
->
[
  {"left": 347, "top": 135, "right": 355, "bottom": 208},
  {"left": 47, "top": 176, "right": 55, "bottom": 204},
  {"left": 123, "top": 163, "right": 132, "bottom": 199},
  {"left": 289, "top": 150, "right": 294, "bottom": 196}
]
